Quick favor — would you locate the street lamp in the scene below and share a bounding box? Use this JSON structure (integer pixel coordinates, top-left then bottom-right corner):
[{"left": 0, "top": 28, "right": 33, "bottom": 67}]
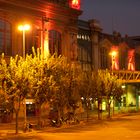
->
[
  {"left": 18, "top": 24, "right": 30, "bottom": 59},
  {"left": 18, "top": 24, "right": 30, "bottom": 127}
]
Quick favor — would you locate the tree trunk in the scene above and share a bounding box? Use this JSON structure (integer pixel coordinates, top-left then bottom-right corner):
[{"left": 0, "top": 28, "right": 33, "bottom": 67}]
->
[
  {"left": 57, "top": 106, "right": 62, "bottom": 127},
  {"left": 98, "top": 99, "right": 102, "bottom": 120},
  {"left": 107, "top": 100, "right": 111, "bottom": 118},
  {"left": 37, "top": 104, "right": 41, "bottom": 128},
  {"left": 15, "top": 100, "right": 20, "bottom": 134},
  {"left": 108, "top": 102, "right": 111, "bottom": 119},
  {"left": 112, "top": 99, "right": 115, "bottom": 116},
  {"left": 86, "top": 102, "right": 89, "bottom": 122},
  {"left": 37, "top": 104, "right": 42, "bottom": 127},
  {"left": 15, "top": 111, "right": 19, "bottom": 134}
]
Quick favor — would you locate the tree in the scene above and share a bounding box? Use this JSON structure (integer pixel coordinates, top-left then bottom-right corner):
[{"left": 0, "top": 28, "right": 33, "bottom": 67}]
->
[
  {"left": 10, "top": 56, "right": 32, "bottom": 133},
  {"left": 80, "top": 71, "right": 96, "bottom": 121},
  {"left": 97, "top": 70, "right": 123, "bottom": 119},
  {"left": 91, "top": 71, "right": 103, "bottom": 120},
  {"left": 0, "top": 54, "right": 14, "bottom": 122},
  {"left": 0, "top": 54, "right": 33, "bottom": 134},
  {"left": 46, "top": 56, "right": 73, "bottom": 125},
  {"left": 30, "top": 50, "right": 52, "bottom": 127},
  {"left": 66, "top": 62, "right": 82, "bottom": 123},
  {"left": 44, "top": 57, "right": 82, "bottom": 125}
]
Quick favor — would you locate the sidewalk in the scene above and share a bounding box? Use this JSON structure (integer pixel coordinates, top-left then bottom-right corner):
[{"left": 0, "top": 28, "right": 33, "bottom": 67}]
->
[
  {"left": 0, "top": 114, "right": 97, "bottom": 136},
  {"left": 0, "top": 121, "right": 23, "bottom": 137},
  {"left": 1, "top": 111, "right": 140, "bottom": 137}
]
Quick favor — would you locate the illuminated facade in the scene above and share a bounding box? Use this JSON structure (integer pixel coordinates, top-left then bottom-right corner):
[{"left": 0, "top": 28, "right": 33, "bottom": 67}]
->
[
  {"left": 0, "top": 0, "right": 82, "bottom": 62},
  {"left": 0, "top": 0, "right": 83, "bottom": 118},
  {"left": 78, "top": 20, "right": 140, "bottom": 71},
  {"left": 1, "top": 0, "right": 140, "bottom": 71},
  {"left": 78, "top": 19, "right": 140, "bottom": 111},
  {"left": 1, "top": 0, "right": 140, "bottom": 116}
]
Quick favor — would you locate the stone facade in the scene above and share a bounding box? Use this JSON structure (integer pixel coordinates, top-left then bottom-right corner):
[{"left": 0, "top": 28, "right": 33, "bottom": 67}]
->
[
  {"left": 0, "top": 0, "right": 82, "bottom": 62},
  {"left": 1, "top": 0, "right": 140, "bottom": 71},
  {"left": 78, "top": 19, "right": 140, "bottom": 71},
  {"left": 1, "top": 0, "right": 140, "bottom": 116}
]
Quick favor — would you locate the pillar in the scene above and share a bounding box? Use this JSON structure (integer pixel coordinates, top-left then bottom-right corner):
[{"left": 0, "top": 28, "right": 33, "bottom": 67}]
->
[{"left": 89, "top": 19, "right": 102, "bottom": 70}]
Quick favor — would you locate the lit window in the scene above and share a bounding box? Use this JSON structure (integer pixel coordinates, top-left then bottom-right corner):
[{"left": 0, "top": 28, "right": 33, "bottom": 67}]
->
[{"left": 0, "top": 18, "right": 12, "bottom": 55}]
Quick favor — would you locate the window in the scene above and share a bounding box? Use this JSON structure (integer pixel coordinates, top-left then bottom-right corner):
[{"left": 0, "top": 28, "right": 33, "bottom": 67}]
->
[
  {"left": 49, "top": 30, "right": 61, "bottom": 56},
  {"left": 0, "top": 19, "right": 12, "bottom": 55},
  {"left": 78, "top": 39, "right": 92, "bottom": 71},
  {"left": 100, "top": 47, "right": 108, "bottom": 69}
]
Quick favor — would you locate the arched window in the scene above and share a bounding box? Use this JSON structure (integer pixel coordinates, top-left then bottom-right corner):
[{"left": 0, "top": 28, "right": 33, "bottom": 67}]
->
[
  {"left": 49, "top": 30, "right": 61, "bottom": 56},
  {"left": 100, "top": 47, "right": 109, "bottom": 69},
  {"left": 0, "top": 19, "right": 12, "bottom": 55}
]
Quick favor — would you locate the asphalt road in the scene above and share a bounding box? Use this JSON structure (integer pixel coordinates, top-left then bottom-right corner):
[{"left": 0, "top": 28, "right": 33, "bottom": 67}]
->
[{"left": 1, "top": 114, "right": 140, "bottom": 140}]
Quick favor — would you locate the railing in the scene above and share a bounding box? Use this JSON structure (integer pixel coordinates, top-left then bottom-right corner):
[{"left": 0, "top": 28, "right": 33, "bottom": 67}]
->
[{"left": 111, "top": 70, "right": 140, "bottom": 83}]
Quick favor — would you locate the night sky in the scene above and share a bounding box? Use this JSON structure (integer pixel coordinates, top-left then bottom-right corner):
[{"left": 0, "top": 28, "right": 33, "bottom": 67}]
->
[{"left": 79, "top": 0, "right": 140, "bottom": 36}]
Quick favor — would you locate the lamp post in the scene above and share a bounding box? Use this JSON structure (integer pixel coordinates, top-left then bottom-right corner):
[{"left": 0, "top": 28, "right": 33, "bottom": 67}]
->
[
  {"left": 18, "top": 24, "right": 30, "bottom": 59},
  {"left": 18, "top": 24, "right": 30, "bottom": 126}
]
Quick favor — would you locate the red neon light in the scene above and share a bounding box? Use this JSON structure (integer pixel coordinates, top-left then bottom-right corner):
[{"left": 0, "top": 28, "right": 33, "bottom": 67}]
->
[
  {"left": 128, "top": 49, "right": 135, "bottom": 71},
  {"left": 111, "top": 46, "right": 119, "bottom": 70},
  {"left": 70, "top": 0, "right": 80, "bottom": 10}
]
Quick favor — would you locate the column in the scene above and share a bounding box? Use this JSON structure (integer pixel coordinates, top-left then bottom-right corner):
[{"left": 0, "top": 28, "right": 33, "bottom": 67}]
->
[{"left": 89, "top": 19, "right": 102, "bottom": 70}]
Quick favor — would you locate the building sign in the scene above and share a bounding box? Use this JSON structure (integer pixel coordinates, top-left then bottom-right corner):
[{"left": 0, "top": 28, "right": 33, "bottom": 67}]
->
[
  {"left": 69, "top": 0, "right": 80, "bottom": 10},
  {"left": 128, "top": 49, "right": 135, "bottom": 71}
]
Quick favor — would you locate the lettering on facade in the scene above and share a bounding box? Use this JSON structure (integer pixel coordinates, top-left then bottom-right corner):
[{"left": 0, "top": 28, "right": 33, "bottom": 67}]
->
[{"left": 77, "top": 34, "right": 91, "bottom": 41}]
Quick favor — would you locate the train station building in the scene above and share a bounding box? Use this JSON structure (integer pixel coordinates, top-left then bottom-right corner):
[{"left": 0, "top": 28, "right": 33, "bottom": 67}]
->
[{"left": 1, "top": 0, "right": 140, "bottom": 118}]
